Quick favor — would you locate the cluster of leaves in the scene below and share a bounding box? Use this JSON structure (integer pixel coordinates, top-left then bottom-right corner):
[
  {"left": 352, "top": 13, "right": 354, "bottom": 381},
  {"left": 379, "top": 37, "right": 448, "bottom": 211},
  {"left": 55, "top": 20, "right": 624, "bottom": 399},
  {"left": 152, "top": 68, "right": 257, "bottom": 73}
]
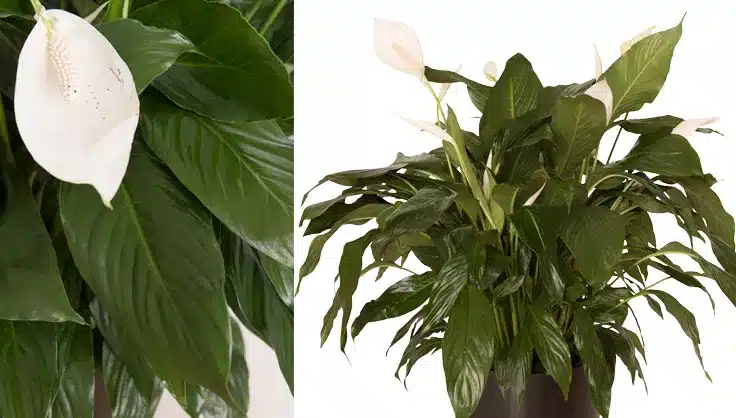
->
[
  {"left": 301, "top": 19, "right": 736, "bottom": 418},
  {"left": 0, "top": 0, "right": 293, "bottom": 416}
]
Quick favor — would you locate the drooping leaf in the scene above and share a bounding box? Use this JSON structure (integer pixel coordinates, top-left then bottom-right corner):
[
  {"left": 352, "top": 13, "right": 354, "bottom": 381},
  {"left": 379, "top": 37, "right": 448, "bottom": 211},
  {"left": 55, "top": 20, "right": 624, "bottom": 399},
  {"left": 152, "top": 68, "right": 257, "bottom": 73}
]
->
[
  {"left": 557, "top": 205, "right": 626, "bottom": 287},
  {"left": 418, "top": 252, "right": 470, "bottom": 335},
  {"left": 527, "top": 305, "right": 572, "bottom": 397},
  {"left": 494, "top": 324, "right": 532, "bottom": 406},
  {"left": 604, "top": 21, "right": 683, "bottom": 119},
  {"left": 259, "top": 254, "right": 294, "bottom": 308},
  {"left": 98, "top": 19, "right": 197, "bottom": 93},
  {"left": 424, "top": 66, "right": 490, "bottom": 111},
  {"left": 352, "top": 272, "right": 435, "bottom": 338},
  {"left": 493, "top": 275, "right": 527, "bottom": 299},
  {"left": 442, "top": 286, "right": 497, "bottom": 418},
  {"left": 0, "top": 321, "right": 61, "bottom": 417},
  {"left": 572, "top": 308, "right": 613, "bottom": 418},
  {"left": 60, "top": 145, "right": 234, "bottom": 406},
  {"left": 49, "top": 325, "right": 94, "bottom": 418},
  {"left": 596, "top": 327, "right": 646, "bottom": 388},
  {"left": 141, "top": 93, "right": 293, "bottom": 267},
  {"left": 0, "top": 169, "right": 83, "bottom": 323},
  {"left": 549, "top": 95, "right": 607, "bottom": 176},
  {"left": 618, "top": 133, "right": 703, "bottom": 177},
  {"left": 132, "top": 0, "right": 293, "bottom": 122}
]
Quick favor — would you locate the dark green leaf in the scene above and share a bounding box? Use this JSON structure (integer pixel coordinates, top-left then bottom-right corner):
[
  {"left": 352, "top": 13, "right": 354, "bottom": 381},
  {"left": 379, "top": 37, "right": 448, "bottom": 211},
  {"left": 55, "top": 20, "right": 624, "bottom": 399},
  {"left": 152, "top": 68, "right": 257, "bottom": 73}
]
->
[
  {"left": 424, "top": 66, "right": 490, "bottom": 111},
  {"left": 49, "top": 325, "right": 94, "bottom": 418},
  {"left": 617, "top": 115, "right": 683, "bottom": 135},
  {"left": 259, "top": 254, "right": 294, "bottom": 307},
  {"left": 99, "top": 19, "right": 197, "bottom": 93},
  {"left": 102, "top": 342, "right": 163, "bottom": 418},
  {"left": 494, "top": 329, "right": 532, "bottom": 407},
  {"left": 572, "top": 309, "right": 613, "bottom": 417},
  {"left": 596, "top": 327, "right": 645, "bottom": 388},
  {"left": 352, "top": 272, "right": 435, "bottom": 338},
  {"left": 480, "top": 54, "right": 542, "bottom": 142},
  {"left": 557, "top": 205, "right": 626, "bottom": 287},
  {"left": 141, "top": 94, "right": 293, "bottom": 267},
  {"left": 493, "top": 275, "right": 527, "bottom": 299},
  {"left": 604, "top": 21, "right": 683, "bottom": 119},
  {"left": 0, "top": 16, "right": 32, "bottom": 96},
  {"left": 418, "top": 252, "right": 470, "bottom": 335},
  {"left": 550, "top": 95, "right": 608, "bottom": 176},
  {"left": 527, "top": 305, "right": 572, "bottom": 397},
  {"left": 442, "top": 286, "right": 497, "bottom": 418},
  {"left": 132, "top": 0, "right": 293, "bottom": 122},
  {"left": 618, "top": 133, "right": 703, "bottom": 176},
  {"left": 0, "top": 169, "right": 83, "bottom": 323},
  {"left": 60, "top": 145, "right": 235, "bottom": 406}
]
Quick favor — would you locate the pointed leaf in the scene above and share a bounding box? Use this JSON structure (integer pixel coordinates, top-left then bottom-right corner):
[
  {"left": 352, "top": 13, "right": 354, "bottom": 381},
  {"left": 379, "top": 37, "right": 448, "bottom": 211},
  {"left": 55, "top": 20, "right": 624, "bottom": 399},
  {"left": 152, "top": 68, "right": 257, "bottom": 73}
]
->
[
  {"left": 572, "top": 309, "right": 613, "bottom": 418},
  {"left": 618, "top": 133, "right": 703, "bottom": 176},
  {"left": 550, "top": 95, "right": 607, "bottom": 176},
  {"left": 49, "top": 325, "right": 94, "bottom": 418},
  {"left": 527, "top": 306, "right": 572, "bottom": 397},
  {"left": 418, "top": 252, "right": 470, "bottom": 335},
  {"left": 443, "top": 286, "right": 497, "bottom": 418},
  {"left": 102, "top": 344, "right": 163, "bottom": 418}
]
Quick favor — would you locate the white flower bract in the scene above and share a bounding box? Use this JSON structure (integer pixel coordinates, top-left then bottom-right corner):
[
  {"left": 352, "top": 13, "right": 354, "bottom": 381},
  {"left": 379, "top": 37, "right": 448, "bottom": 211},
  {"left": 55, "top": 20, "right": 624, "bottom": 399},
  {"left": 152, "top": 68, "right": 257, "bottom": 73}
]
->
[
  {"left": 584, "top": 78, "right": 613, "bottom": 123},
  {"left": 483, "top": 61, "right": 497, "bottom": 82},
  {"left": 672, "top": 117, "right": 719, "bottom": 139},
  {"left": 374, "top": 19, "right": 425, "bottom": 79},
  {"left": 400, "top": 116, "right": 454, "bottom": 144},
  {"left": 14, "top": 9, "right": 139, "bottom": 208}
]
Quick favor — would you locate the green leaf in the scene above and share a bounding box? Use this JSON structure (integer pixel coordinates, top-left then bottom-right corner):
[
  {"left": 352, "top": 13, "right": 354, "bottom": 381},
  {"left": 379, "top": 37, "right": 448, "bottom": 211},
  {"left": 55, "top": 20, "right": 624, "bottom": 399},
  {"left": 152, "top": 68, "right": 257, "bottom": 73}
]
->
[
  {"left": 492, "top": 184, "right": 518, "bottom": 214},
  {"left": 617, "top": 115, "right": 683, "bottom": 135},
  {"left": 494, "top": 327, "right": 532, "bottom": 406},
  {"left": 0, "top": 169, "right": 83, "bottom": 323},
  {"left": 60, "top": 145, "right": 235, "bottom": 406},
  {"left": 493, "top": 275, "right": 527, "bottom": 299},
  {"left": 596, "top": 327, "right": 646, "bottom": 388},
  {"left": 480, "top": 54, "right": 543, "bottom": 142},
  {"left": 527, "top": 305, "right": 572, "bottom": 397},
  {"left": 418, "top": 252, "right": 470, "bottom": 335},
  {"left": 572, "top": 309, "right": 613, "bottom": 418},
  {"left": 557, "top": 205, "right": 626, "bottom": 287},
  {"left": 651, "top": 262, "right": 714, "bottom": 310},
  {"left": 649, "top": 289, "right": 710, "bottom": 380},
  {"left": 604, "top": 21, "right": 683, "bottom": 119},
  {"left": 132, "top": 0, "right": 293, "bottom": 122},
  {"left": 618, "top": 133, "right": 703, "bottom": 176},
  {"left": 102, "top": 343, "right": 164, "bottom": 418},
  {"left": 219, "top": 225, "right": 293, "bottom": 392},
  {"left": 510, "top": 206, "right": 564, "bottom": 300},
  {"left": 49, "top": 325, "right": 94, "bottom": 418},
  {"left": 442, "top": 286, "right": 497, "bottom": 418},
  {"left": 352, "top": 272, "right": 435, "bottom": 338},
  {"left": 98, "top": 19, "right": 197, "bottom": 93},
  {"left": 550, "top": 95, "right": 608, "bottom": 176},
  {"left": 626, "top": 211, "right": 656, "bottom": 248},
  {"left": 141, "top": 93, "right": 293, "bottom": 267},
  {"left": 259, "top": 254, "right": 294, "bottom": 307},
  {"left": 0, "top": 321, "right": 61, "bottom": 417},
  {"left": 0, "top": 16, "right": 32, "bottom": 96},
  {"left": 424, "top": 66, "right": 490, "bottom": 111}
]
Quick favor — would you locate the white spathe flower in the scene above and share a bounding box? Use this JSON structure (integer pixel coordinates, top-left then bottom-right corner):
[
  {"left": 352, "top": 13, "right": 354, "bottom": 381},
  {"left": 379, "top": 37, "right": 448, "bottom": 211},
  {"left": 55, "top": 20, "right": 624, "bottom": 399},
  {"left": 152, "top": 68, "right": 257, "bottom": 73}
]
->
[
  {"left": 523, "top": 182, "right": 547, "bottom": 207},
  {"left": 672, "top": 117, "right": 719, "bottom": 138},
  {"left": 483, "top": 61, "right": 497, "bottom": 82},
  {"left": 400, "top": 116, "right": 454, "bottom": 143},
  {"left": 584, "top": 78, "right": 613, "bottom": 123},
  {"left": 620, "top": 26, "right": 656, "bottom": 55},
  {"left": 594, "top": 45, "right": 603, "bottom": 79},
  {"left": 374, "top": 18, "right": 425, "bottom": 79},
  {"left": 482, "top": 151, "right": 493, "bottom": 197},
  {"left": 436, "top": 64, "right": 461, "bottom": 102},
  {"left": 14, "top": 8, "right": 139, "bottom": 208}
]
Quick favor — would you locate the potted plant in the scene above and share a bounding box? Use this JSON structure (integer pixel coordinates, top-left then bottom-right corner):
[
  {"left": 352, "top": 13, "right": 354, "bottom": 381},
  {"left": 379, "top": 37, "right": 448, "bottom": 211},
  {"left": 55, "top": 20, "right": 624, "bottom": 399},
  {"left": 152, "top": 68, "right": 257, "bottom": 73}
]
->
[
  {"left": 300, "top": 17, "right": 735, "bottom": 418},
  {"left": 0, "top": 0, "right": 293, "bottom": 416}
]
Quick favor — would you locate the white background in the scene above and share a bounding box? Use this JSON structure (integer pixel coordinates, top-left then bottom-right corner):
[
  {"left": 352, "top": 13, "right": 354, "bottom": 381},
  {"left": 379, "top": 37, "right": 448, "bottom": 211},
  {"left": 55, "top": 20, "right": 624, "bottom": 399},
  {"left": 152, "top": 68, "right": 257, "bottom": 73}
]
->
[
  {"left": 295, "top": 0, "right": 736, "bottom": 417},
  {"left": 154, "top": 326, "right": 293, "bottom": 417}
]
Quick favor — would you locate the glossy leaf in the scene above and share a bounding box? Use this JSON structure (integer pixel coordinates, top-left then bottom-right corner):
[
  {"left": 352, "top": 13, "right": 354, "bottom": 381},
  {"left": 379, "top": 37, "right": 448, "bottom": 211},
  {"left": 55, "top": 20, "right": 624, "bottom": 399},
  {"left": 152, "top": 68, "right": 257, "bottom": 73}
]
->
[
  {"left": 102, "top": 342, "right": 163, "bottom": 418},
  {"left": 480, "top": 54, "right": 542, "bottom": 141},
  {"left": 442, "top": 286, "right": 497, "bottom": 418},
  {"left": 60, "top": 145, "right": 234, "bottom": 406},
  {"left": 98, "top": 19, "right": 197, "bottom": 93},
  {"left": 557, "top": 205, "right": 626, "bottom": 287},
  {"left": 493, "top": 275, "right": 527, "bottom": 299},
  {"left": 352, "top": 272, "right": 435, "bottom": 337},
  {"left": 527, "top": 306, "right": 572, "bottom": 397},
  {"left": 596, "top": 327, "right": 646, "bottom": 388},
  {"left": 618, "top": 133, "right": 703, "bottom": 177},
  {"left": 424, "top": 66, "right": 490, "bottom": 111},
  {"left": 604, "top": 21, "right": 683, "bottom": 119},
  {"left": 0, "top": 169, "right": 83, "bottom": 323},
  {"left": 141, "top": 93, "right": 293, "bottom": 267},
  {"left": 132, "top": 0, "right": 293, "bottom": 122},
  {"left": 418, "top": 252, "right": 470, "bottom": 335},
  {"left": 49, "top": 325, "right": 94, "bottom": 418},
  {"left": 572, "top": 308, "right": 613, "bottom": 418},
  {"left": 550, "top": 95, "right": 607, "bottom": 176}
]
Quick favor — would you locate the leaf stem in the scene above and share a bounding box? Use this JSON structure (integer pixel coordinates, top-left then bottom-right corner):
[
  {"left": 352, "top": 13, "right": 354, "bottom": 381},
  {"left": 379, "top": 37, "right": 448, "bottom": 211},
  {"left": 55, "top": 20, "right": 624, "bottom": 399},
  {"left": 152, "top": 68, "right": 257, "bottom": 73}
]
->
[
  {"left": 259, "top": 0, "right": 288, "bottom": 36},
  {"left": 245, "top": 0, "right": 264, "bottom": 20},
  {"left": 29, "top": 0, "right": 44, "bottom": 13},
  {"left": 605, "top": 112, "right": 629, "bottom": 164},
  {"left": 0, "top": 95, "right": 14, "bottom": 167}
]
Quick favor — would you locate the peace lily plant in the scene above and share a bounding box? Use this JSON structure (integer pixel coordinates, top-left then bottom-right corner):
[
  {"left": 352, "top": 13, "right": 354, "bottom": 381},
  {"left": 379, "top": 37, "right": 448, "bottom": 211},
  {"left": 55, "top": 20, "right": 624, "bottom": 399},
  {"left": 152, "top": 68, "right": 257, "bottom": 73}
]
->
[
  {"left": 0, "top": 0, "right": 293, "bottom": 416},
  {"left": 300, "top": 17, "right": 733, "bottom": 418}
]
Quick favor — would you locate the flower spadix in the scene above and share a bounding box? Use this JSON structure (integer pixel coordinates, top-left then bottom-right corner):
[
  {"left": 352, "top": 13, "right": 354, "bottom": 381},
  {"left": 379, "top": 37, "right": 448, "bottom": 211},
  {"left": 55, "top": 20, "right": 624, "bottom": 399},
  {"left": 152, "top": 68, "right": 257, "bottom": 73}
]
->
[
  {"left": 14, "top": 8, "right": 139, "bottom": 207},
  {"left": 374, "top": 18, "right": 425, "bottom": 79}
]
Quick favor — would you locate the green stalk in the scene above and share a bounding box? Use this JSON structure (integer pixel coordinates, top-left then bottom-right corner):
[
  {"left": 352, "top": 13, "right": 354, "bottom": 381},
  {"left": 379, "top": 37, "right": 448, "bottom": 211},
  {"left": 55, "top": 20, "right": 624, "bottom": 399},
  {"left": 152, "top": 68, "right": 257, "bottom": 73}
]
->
[
  {"left": 0, "top": 95, "right": 14, "bottom": 167},
  {"left": 259, "top": 0, "right": 288, "bottom": 35},
  {"left": 29, "top": 0, "right": 43, "bottom": 13},
  {"left": 605, "top": 112, "right": 629, "bottom": 164},
  {"left": 105, "top": 0, "right": 131, "bottom": 21},
  {"left": 245, "top": 0, "right": 264, "bottom": 20},
  {"left": 609, "top": 181, "right": 633, "bottom": 212}
]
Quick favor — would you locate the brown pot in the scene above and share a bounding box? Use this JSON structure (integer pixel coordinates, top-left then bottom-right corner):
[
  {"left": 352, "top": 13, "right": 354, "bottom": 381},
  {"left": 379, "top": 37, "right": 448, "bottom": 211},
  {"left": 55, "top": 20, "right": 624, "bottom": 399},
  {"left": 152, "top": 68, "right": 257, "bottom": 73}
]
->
[{"left": 472, "top": 367, "right": 600, "bottom": 418}]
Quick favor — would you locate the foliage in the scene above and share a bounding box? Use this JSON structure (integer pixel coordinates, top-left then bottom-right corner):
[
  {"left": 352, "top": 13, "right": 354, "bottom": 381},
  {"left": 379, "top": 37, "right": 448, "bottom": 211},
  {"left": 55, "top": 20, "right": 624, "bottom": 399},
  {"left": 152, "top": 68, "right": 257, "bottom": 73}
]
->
[
  {"left": 301, "top": 18, "right": 734, "bottom": 418},
  {"left": 0, "top": 0, "right": 293, "bottom": 416}
]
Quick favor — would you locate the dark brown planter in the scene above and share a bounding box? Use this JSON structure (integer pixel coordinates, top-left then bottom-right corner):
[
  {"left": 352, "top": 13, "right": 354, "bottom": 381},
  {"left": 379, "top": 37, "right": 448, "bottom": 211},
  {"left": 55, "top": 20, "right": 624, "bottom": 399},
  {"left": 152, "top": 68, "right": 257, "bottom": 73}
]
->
[{"left": 472, "top": 367, "right": 600, "bottom": 418}]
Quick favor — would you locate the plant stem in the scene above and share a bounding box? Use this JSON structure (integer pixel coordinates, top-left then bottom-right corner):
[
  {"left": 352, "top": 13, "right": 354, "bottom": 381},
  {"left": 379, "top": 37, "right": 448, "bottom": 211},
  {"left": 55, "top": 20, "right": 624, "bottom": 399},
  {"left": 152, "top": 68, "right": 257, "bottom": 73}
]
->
[
  {"left": 29, "top": 0, "right": 44, "bottom": 13},
  {"left": 245, "top": 0, "right": 264, "bottom": 20},
  {"left": 0, "top": 95, "right": 14, "bottom": 167},
  {"left": 609, "top": 181, "right": 633, "bottom": 212},
  {"left": 105, "top": 0, "right": 131, "bottom": 21},
  {"left": 259, "top": 0, "right": 287, "bottom": 36},
  {"left": 605, "top": 112, "right": 629, "bottom": 164}
]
